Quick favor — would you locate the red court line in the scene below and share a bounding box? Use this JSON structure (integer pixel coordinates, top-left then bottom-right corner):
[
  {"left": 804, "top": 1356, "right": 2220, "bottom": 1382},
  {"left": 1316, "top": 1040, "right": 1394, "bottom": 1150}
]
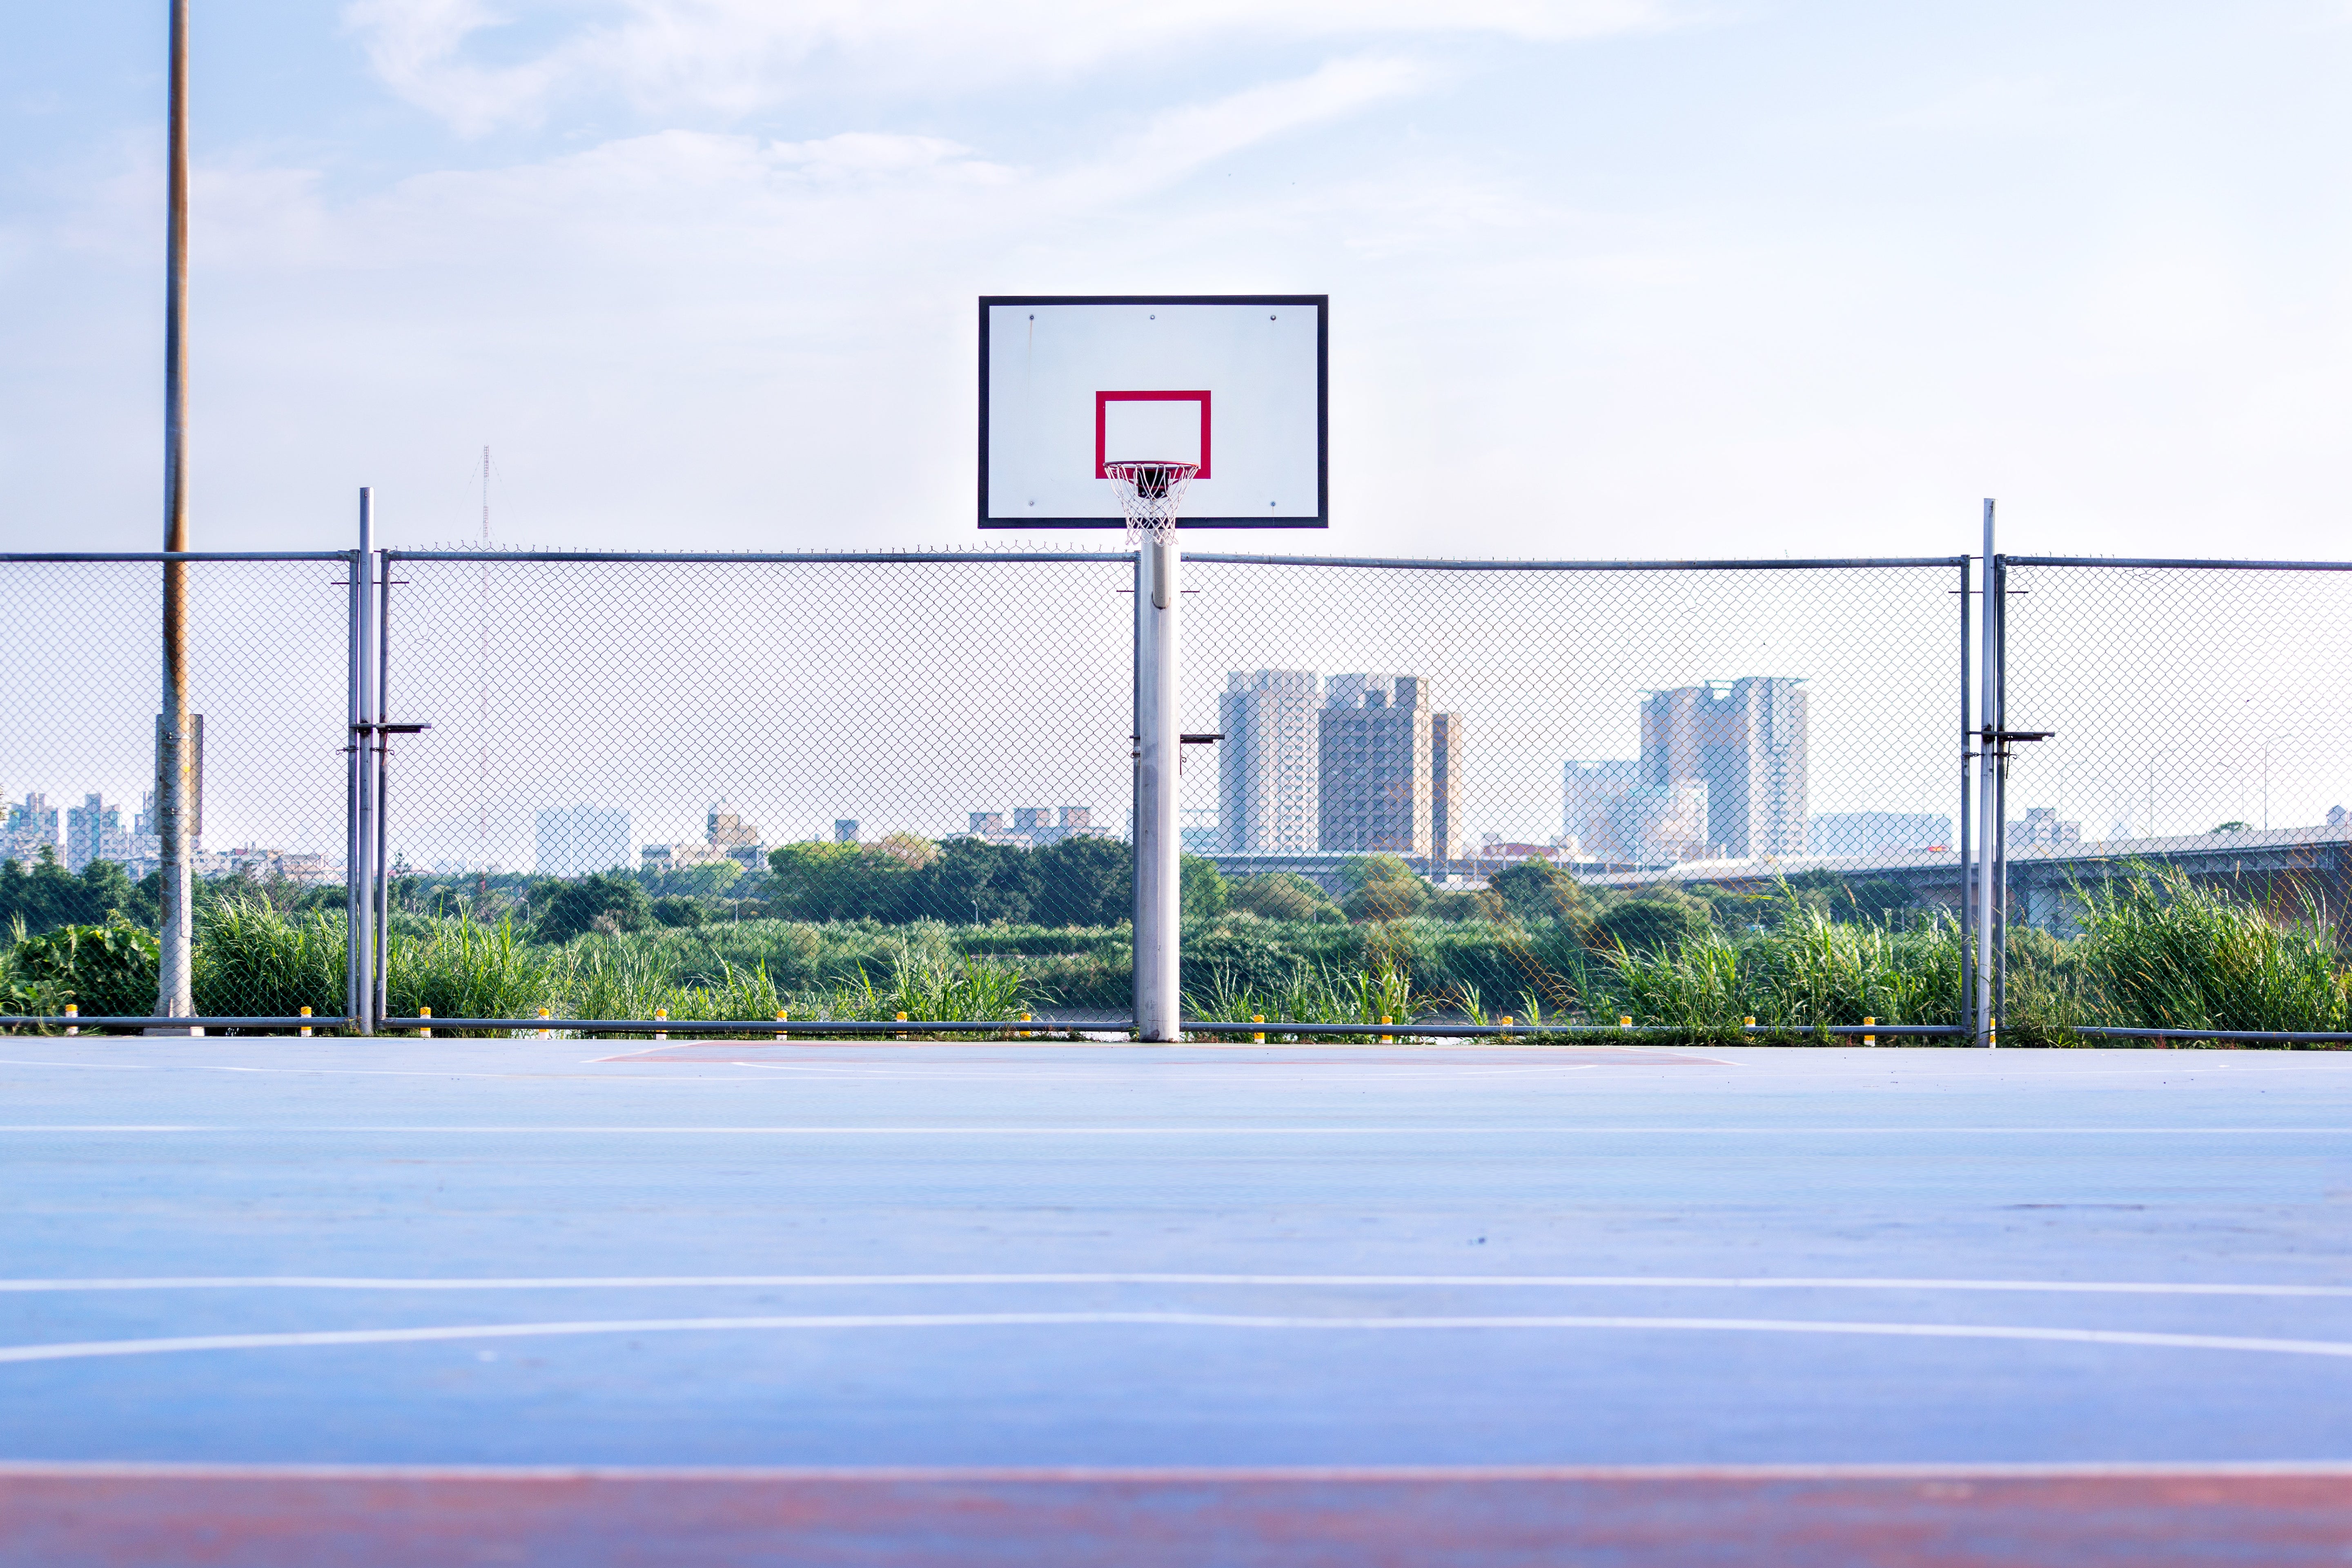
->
[{"left": 4, "top": 1472, "right": 2350, "bottom": 1566}]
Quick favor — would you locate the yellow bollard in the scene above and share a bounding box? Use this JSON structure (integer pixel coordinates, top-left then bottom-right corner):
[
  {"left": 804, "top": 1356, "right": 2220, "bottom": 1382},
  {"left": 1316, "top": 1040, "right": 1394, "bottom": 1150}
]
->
[
  {"left": 1019, "top": 1011, "right": 1033, "bottom": 1040},
  {"left": 1619, "top": 1016, "right": 1633, "bottom": 1030},
  {"left": 299, "top": 1005, "right": 312, "bottom": 1039},
  {"left": 1251, "top": 1014, "right": 1265, "bottom": 1044},
  {"left": 1863, "top": 1016, "right": 1877, "bottom": 1047},
  {"left": 775, "top": 1010, "right": 789, "bottom": 1042},
  {"left": 537, "top": 1007, "right": 552, "bottom": 1040},
  {"left": 1743, "top": 1015, "right": 1756, "bottom": 1032},
  {"left": 1380, "top": 1014, "right": 1393, "bottom": 1043},
  {"left": 895, "top": 1011, "right": 909, "bottom": 1040},
  {"left": 64, "top": 1003, "right": 77, "bottom": 1037},
  {"left": 419, "top": 1006, "right": 432, "bottom": 1039},
  {"left": 1498, "top": 1014, "right": 1513, "bottom": 1039},
  {"left": 653, "top": 1008, "right": 668, "bottom": 1042}
]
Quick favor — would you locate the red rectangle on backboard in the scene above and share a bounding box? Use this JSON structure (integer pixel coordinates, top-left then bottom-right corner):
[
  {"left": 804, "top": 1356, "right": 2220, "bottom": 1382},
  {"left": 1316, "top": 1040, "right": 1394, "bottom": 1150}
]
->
[{"left": 1096, "top": 391, "right": 1212, "bottom": 479}]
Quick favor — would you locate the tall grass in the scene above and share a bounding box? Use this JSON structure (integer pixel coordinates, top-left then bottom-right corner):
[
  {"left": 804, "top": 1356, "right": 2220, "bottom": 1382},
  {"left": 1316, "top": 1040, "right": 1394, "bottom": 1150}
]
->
[
  {"left": 18, "top": 870, "right": 2352, "bottom": 1044},
  {"left": 195, "top": 900, "right": 344, "bottom": 1020},
  {"left": 2072, "top": 868, "right": 2352, "bottom": 1033}
]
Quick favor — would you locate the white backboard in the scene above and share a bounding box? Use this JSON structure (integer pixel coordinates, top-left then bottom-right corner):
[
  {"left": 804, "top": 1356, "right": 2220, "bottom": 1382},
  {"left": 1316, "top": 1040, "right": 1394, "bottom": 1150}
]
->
[{"left": 980, "top": 296, "right": 1327, "bottom": 529}]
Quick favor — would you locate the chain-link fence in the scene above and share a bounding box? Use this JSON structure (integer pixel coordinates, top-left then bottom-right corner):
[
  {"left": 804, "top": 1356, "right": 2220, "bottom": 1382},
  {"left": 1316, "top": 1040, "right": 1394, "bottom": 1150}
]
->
[
  {"left": 372, "top": 549, "right": 1137, "bottom": 1027},
  {"left": 1993, "top": 557, "right": 2352, "bottom": 1041},
  {"left": 1178, "top": 554, "right": 1972, "bottom": 1033},
  {"left": 0, "top": 554, "right": 354, "bottom": 1028},
  {"left": 12, "top": 542, "right": 2352, "bottom": 1040}
]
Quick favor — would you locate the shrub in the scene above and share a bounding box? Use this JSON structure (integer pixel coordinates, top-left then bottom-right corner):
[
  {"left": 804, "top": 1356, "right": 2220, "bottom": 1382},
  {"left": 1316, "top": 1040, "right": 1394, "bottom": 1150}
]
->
[
  {"left": 1592, "top": 892, "right": 1711, "bottom": 954},
  {"left": 1228, "top": 872, "right": 1337, "bottom": 922},
  {"left": 1180, "top": 854, "right": 1229, "bottom": 918},
  {"left": 537, "top": 873, "right": 654, "bottom": 942},
  {"left": 1489, "top": 859, "right": 1586, "bottom": 924},
  {"left": 9, "top": 919, "right": 159, "bottom": 1019}
]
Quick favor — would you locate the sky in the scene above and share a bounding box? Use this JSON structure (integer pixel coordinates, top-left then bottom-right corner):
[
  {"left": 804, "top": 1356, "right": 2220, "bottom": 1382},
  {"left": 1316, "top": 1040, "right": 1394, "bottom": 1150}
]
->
[{"left": 4, "top": 1, "right": 2351, "bottom": 561}]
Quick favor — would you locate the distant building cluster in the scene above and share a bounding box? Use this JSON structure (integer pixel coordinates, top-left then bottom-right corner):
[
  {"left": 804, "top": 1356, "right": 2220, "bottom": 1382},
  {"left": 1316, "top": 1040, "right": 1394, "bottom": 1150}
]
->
[
  {"left": 632, "top": 802, "right": 771, "bottom": 877},
  {"left": 962, "top": 806, "right": 1106, "bottom": 850},
  {"left": 4, "top": 787, "right": 338, "bottom": 885},
  {"left": 1810, "top": 811, "right": 1951, "bottom": 859},
  {"left": 1218, "top": 670, "right": 1464, "bottom": 858},
  {"left": 9, "top": 790, "right": 166, "bottom": 879},
  {"left": 1567, "top": 677, "right": 1809, "bottom": 866},
  {"left": 2008, "top": 806, "right": 2081, "bottom": 849}
]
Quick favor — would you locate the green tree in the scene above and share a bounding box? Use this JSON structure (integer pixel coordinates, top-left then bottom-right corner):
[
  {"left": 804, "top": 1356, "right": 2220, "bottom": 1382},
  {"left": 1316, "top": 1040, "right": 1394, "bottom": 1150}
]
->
[
  {"left": 1592, "top": 890, "right": 1711, "bottom": 954},
  {"left": 1339, "top": 855, "right": 1429, "bottom": 922},
  {"left": 536, "top": 872, "right": 654, "bottom": 941},
  {"left": 1032, "top": 836, "right": 1131, "bottom": 927},
  {"left": 1180, "top": 854, "right": 1228, "bottom": 919},
  {"left": 1227, "top": 871, "right": 1338, "bottom": 922},
  {"left": 1488, "top": 858, "right": 1587, "bottom": 924},
  {"left": 0, "top": 849, "right": 138, "bottom": 937},
  {"left": 768, "top": 842, "right": 891, "bottom": 921},
  {"left": 909, "top": 838, "right": 1038, "bottom": 924}
]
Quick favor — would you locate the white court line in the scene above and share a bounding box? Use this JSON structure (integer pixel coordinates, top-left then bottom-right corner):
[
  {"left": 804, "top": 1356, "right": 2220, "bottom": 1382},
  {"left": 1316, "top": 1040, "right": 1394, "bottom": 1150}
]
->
[
  {"left": 9, "top": 1312, "right": 2352, "bottom": 1366},
  {"left": 0, "top": 1273, "right": 2348, "bottom": 1296},
  {"left": 2, "top": 1124, "right": 2349, "bottom": 1134},
  {"left": 4, "top": 1459, "right": 2352, "bottom": 1481}
]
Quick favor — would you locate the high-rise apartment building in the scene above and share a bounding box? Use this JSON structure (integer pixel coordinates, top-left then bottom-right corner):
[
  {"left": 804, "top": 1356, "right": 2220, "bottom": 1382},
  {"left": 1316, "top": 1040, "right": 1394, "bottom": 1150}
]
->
[
  {"left": 1608, "top": 780, "right": 1711, "bottom": 865},
  {"left": 1316, "top": 675, "right": 1462, "bottom": 857},
  {"left": 535, "top": 804, "right": 632, "bottom": 878},
  {"left": 4, "top": 792, "right": 58, "bottom": 864},
  {"left": 1639, "top": 677, "right": 1808, "bottom": 860},
  {"left": 1431, "top": 713, "right": 1462, "bottom": 862},
  {"left": 64, "top": 794, "right": 122, "bottom": 873},
  {"left": 1219, "top": 669, "right": 1321, "bottom": 854},
  {"left": 1562, "top": 678, "right": 1808, "bottom": 865},
  {"left": 1564, "top": 760, "right": 1641, "bottom": 856}
]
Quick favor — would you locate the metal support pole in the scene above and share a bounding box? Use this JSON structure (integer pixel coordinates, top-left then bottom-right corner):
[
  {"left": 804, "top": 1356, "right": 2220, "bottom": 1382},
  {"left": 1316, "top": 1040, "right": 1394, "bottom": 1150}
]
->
[
  {"left": 1132, "top": 537, "right": 1182, "bottom": 1040},
  {"left": 153, "top": 0, "right": 196, "bottom": 1033},
  {"left": 373, "top": 546, "right": 394, "bottom": 1025},
  {"left": 1974, "top": 499, "right": 1999, "bottom": 1047},
  {"left": 1993, "top": 550, "right": 2011, "bottom": 1030},
  {"left": 346, "top": 492, "right": 374, "bottom": 1036},
  {"left": 1957, "top": 553, "right": 1973, "bottom": 1046}
]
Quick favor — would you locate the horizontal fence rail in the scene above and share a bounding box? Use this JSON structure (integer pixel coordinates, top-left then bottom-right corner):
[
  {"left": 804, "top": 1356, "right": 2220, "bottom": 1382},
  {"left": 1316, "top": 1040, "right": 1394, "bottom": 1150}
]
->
[{"left": 0, "top": 1016, "right": 348, "bottom": 1029}]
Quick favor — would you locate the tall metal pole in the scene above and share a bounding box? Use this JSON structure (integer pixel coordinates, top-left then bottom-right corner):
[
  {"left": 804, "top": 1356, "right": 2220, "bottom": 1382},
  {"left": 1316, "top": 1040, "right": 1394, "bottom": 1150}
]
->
[
  {"left": 346, "top": 491, "right": 374, "bottom": 1035},
  {"left": 1993, "top": 550, "right": 2011, "bottom": 1029},
  {"left": 1132, "top": 537, "right": 1182, "bottom": 1040},
  {"left": 154, "top": 0, "right": 196, "bottom": 1030},
  {"left": 1974, "top": 499, "right": 1999, "bottom": 1047},
  {"left": 374, "top": 548, "right": 394, "bottom": 1025},
  {"left": 1957, "top": 553, "right": 1974, "bottom": 1046}
]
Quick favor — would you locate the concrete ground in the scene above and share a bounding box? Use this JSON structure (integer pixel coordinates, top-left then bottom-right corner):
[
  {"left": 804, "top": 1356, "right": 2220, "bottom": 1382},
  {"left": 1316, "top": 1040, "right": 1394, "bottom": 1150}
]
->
[{"left": 2, "top": 1038, "right": 2350, "bottom": 1563}]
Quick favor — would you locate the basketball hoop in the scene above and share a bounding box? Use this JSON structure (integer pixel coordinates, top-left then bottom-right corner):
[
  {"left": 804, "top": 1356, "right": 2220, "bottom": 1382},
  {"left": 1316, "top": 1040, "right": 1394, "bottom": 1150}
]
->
[{"left": 1103, "top": 460, "right": 1198, "bottom": 541}]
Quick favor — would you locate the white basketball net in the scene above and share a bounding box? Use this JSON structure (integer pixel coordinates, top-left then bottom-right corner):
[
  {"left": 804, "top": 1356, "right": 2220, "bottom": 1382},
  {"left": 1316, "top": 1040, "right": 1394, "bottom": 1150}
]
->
[{"left": 1104, "top": 460, "right": 1198, "bottom": 542}]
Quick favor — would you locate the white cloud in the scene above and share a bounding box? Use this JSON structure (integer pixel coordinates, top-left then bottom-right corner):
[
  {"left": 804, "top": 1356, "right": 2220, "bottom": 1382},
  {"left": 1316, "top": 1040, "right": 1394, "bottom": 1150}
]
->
[{"left": 344, "top": 0, "right": 1668, "bottom": 132}]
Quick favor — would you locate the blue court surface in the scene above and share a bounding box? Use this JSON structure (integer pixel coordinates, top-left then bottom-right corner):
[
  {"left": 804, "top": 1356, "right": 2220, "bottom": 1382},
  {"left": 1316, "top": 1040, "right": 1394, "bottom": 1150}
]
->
[{"left": 4, "top": 1038, "right": 2352, "bottom": 1564}]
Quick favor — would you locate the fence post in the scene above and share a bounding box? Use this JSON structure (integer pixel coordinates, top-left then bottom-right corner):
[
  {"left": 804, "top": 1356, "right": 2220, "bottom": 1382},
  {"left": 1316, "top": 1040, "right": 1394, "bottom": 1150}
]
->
[
  {"left": 1992, "top": 549, "right": 2011, "bottom": 1042},
  {"left": 1958, "top": 551, "right": 1974, "bottom": 1047},
  {"left": 372, "top": 543, "right": 393, "bottom": 1027},
  {"left": 1974, "top": 500, "right": 2000, "bottom": 1047},
  {"left": 152, "top": 0, "right": 196, "bottom": 1038},
  {"left": 1133, "top": 542, "right": 1183, "bottom": 1042},
  {"left": 347, "top": 494, "right": 374, "bottom": 1036}
]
